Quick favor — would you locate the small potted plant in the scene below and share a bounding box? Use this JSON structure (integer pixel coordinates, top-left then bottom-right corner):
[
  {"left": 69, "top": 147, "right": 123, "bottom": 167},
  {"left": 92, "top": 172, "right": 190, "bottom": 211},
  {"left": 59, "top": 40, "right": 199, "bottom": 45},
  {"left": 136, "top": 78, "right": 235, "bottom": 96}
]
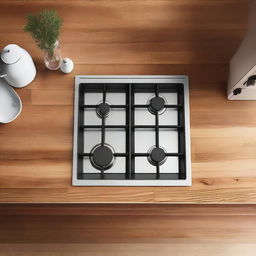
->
[{"left": 24, "top": 10, "right": 62, "bottom": 70}]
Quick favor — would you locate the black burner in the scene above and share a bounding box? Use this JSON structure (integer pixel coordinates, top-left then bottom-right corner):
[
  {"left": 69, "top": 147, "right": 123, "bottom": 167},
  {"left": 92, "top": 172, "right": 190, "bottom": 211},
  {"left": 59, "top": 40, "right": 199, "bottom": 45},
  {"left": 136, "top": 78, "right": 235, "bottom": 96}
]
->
[
  {"left": 97, "top": 102, "right": 110, "bottom": 118},
  {"left": 148, "top": 147, "right": 167, "bottom": 166},
  {"left": 148, "top": 96, "right": 166, "bottom": 115},
  {"left": 90, "top": 144, "right": 115, "bottom": 170}
]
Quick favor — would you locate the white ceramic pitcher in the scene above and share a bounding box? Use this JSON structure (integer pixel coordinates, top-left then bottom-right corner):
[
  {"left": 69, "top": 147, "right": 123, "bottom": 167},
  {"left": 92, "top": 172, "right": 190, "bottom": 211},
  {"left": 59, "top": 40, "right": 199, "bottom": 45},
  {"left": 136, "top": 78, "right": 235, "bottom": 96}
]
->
[{"left": 0, "top": 44, "right": 36, "bottom": 88}]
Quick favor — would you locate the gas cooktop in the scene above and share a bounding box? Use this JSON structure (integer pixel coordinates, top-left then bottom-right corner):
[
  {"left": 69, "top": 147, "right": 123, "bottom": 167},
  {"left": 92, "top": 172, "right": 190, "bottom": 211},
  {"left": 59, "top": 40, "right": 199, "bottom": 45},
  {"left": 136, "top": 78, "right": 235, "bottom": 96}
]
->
[{"left": 72, "top": 76, "right": 191, "bottom": 186}]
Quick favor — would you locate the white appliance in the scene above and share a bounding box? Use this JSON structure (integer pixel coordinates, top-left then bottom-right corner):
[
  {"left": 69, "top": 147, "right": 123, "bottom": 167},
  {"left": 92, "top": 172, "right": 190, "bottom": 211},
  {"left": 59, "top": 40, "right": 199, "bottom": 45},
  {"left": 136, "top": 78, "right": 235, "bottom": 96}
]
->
[
  {"left": 227, "top": 0, "right": 256, "bottom": 100},
  {"left": 0, "top": 44, "right": 36, "bottom": 88}
]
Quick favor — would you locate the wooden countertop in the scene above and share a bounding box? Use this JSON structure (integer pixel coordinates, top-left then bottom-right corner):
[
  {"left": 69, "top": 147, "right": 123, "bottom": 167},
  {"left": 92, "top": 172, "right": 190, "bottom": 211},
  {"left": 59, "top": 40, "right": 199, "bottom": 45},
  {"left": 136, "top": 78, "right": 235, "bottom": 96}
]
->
[{"left": 1, "top": 0, "right": 255, "bottom": 203}]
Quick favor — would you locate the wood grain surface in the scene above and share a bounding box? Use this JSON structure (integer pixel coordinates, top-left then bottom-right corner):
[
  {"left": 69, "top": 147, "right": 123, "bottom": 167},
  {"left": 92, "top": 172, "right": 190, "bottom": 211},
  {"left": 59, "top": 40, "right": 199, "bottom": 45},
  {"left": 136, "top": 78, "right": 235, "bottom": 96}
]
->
[
  {"left": 0, "top": 0, "right": 254, "bottom": 203},
  {"left": 0, "top": 204, "right": 256, "bottom": 255}
]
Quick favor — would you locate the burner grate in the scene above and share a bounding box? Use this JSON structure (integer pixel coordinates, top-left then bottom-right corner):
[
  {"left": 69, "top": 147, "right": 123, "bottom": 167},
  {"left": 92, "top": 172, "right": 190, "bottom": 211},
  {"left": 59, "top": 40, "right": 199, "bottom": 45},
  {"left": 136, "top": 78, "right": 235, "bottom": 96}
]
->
[{"left": 73, "top": 76, "right": 191, "bottom": 186}]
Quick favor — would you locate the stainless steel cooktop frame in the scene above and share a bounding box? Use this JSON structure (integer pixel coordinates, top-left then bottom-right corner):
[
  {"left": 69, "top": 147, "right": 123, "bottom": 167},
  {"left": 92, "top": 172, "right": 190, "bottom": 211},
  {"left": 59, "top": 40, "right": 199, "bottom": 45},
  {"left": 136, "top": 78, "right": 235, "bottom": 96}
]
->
[{"left": 72, "top": 75, "right": 191, "bottom": 186}]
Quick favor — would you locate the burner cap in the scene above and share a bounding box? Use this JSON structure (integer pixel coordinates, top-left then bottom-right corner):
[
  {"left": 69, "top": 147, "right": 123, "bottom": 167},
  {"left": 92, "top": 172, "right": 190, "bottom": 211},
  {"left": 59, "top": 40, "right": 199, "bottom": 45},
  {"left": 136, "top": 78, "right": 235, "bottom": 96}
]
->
[
  {"left": 90, "top": 144, "right": 115, "bottom": 170},
  {"left": 148, "top": 146, "right": 167, "bottom": 166},
  {"left": 97, "top": 102, "right": 110, "bottom": 118},
  {"left": 148, "top": 96, "right": 166, "bottom": 115}
]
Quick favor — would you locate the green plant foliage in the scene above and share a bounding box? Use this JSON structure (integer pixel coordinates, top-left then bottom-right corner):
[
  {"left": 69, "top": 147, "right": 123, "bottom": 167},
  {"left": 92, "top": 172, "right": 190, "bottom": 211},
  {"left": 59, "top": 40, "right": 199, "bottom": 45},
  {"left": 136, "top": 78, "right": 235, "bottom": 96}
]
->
[{"left": 24, "top": 10, "right": 62, "bottom": 57}]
